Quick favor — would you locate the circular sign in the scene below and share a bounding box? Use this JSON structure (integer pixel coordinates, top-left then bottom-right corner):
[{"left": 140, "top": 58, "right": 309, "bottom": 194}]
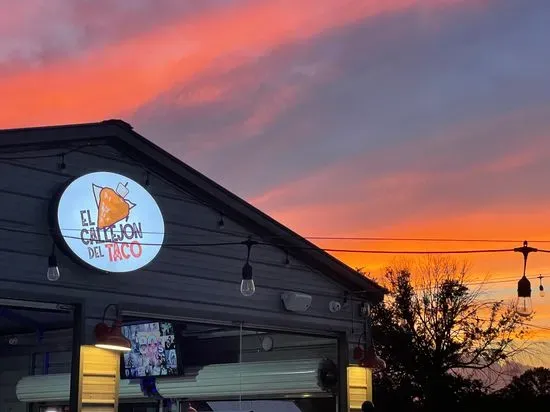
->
[{"left": 55, "top": 172, "right": 165, "bottom": 273}]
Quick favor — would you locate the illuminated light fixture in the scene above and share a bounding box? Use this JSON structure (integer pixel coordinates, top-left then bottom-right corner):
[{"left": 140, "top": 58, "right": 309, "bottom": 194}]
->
[
  {"left": 514, "top": 241, "right": 536, "bottom": 317},
  {"left": 47, "top": 245, "right": 61, "bottom": 282},
  {"left": 94, "top": 304, "right": 131, "bottom": 352},
  {"left": 359, "top": 344, "right": 386, "bottom": 370},
  {"left": 240, "top": 238, "right": 257, "bottom": 297},
  {"left": 353, "top": 303, "right": 386, "bottom": 370},
  {"left": 362, "top": 401, "right": 376, "bottom": 411},
  {"left": 538, "top": 275, "right": 545, "bottom": 298}
]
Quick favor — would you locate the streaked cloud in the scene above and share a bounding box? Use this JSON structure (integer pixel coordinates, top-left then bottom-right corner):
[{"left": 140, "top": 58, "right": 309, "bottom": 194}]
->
[
  {"left": 0, "top": 0, "right": 433, "bottom": 127},
  {"left": 1, "top": 0, "right": 550, "bottom": 346}
]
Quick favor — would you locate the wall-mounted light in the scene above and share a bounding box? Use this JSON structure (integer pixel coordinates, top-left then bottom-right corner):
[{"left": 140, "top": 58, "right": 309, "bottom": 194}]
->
[
  {"left": 353, "top": 303, "right": 386, "bottom": 370},
  {"left": 94, "top": 304, "right": 131, "bottom": 352},
  {"left": 240, "top": 238, "right": 257, "bottom": 297},
  {"left": 47, "top": 245, "right": 60, "bottom": 282}
]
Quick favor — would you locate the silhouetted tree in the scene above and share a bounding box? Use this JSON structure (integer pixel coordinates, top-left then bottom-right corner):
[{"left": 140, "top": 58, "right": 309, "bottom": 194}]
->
[
  {"left": 494, "top": 367, "right": 550, "bottom": 408},
  {"left": 369, "top": 256, "right": 527, "bottom": 412}
]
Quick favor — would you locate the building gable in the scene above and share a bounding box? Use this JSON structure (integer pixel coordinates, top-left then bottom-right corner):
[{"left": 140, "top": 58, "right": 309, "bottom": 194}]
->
[{"left": 0, "top": 121, "right": 384, "bottom": 336}]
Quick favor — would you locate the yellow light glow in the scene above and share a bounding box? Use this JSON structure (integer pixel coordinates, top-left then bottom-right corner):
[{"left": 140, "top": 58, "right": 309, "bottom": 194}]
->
[{"left": 95, "top": 343, "right": 131, "bottom": 352}]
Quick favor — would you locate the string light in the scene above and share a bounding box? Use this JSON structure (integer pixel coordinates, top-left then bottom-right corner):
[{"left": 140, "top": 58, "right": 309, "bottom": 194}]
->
[
  {"left": 240, "top": 238, "right": 257, "bottom": 297},
  {"left": 47, "top": 244, "right": 60, "bottom": 282},
  {"left": 4, "top": 147, "right": 550, "bottom": 315},
  {"left": 6, "top": 146, "right": 550, "bottom": 253},
  {"left": 58, "top": 153, "right": 66, "bottom": 170},
  {"left": 6, "top": 225, "right": 550, "bottom": 256},
  {"left": 514, "top": 241, "right": 535, "bottom": 317},
  {"left": 283, "top": 250, "right": 291, "bottom": 268},
  {"left": 217, "top": 213, "right": 225, "bottom": 230}
]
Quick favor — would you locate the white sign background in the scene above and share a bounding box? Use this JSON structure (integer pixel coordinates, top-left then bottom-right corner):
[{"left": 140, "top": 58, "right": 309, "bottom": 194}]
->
[{"left": 56, "top": 171, "right": 165, "bottom": 272}]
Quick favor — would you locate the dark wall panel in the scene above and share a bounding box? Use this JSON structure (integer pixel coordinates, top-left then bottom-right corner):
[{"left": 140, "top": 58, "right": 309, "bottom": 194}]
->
[{"left": 0, "top": 144, "right": 358, "bottom": 345}]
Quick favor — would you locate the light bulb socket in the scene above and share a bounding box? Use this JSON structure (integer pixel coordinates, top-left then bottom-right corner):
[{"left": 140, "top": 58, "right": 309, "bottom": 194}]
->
[
  {"left": 48, "top": 253, "right": 58, "bottom": 268},
  {"left": 217, "top": 213, "right": 225, "bottom": 229},
  {"left": 517, "top": 275, "right": 532, "bottom": 298},
  {"left": 284, "top": 251, "right": 290, "bottom": 267},
  {"left": 242, "top": 262, "right": 253, "bottom": 280},
  {"left": 540, "top": 285, "right": 545, "bottom": 292},
  {"left": 58, "top": 154, "right": 66, "bottom": 170}
]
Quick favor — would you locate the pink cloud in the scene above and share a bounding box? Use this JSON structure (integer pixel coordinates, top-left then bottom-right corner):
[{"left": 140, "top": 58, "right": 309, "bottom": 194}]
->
[{"left": 0, "top": 0, "right": 477, "bottom": 128}]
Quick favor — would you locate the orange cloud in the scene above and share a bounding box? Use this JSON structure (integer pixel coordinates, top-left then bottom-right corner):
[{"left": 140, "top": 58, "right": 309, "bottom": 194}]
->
[{"left": 0, "top": 0, "right": 473, "bottom": 128}]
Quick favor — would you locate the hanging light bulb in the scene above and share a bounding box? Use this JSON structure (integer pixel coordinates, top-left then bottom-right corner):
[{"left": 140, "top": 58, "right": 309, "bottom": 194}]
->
[
  {"left": 355, "top": 303, "right": 386, "bottom": 370},
  {"left": 240, "top": 238, "right": 257, "bottom": 297},
  {"left": 514, "top": 241, "right": 537, "bottom": 317},
  {"left": 283, "top": 250, "right": 290, "bottom": 268},
  {"left": 538, "top": 275, "right": 545, "bottom": 298},
  {"left": 217, "top": 213, "right": 225, "bottom": 229},
  {"left": 47, "top": 247, "right": 60, "bottom": 282},
  {"left": 241, "top": 261, "right": 255, "bottom": 297},
  {"left": 58, "top": 153, "right": 66, "bottom": 170},
  {"left": 516, "top": 275, "right": 533, "bottom": 316}
]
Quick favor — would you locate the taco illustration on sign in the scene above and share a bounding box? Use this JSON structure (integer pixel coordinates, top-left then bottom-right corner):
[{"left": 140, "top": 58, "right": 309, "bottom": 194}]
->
[{"left": 92, "top": 182, "right": 136, "bottom": 228}]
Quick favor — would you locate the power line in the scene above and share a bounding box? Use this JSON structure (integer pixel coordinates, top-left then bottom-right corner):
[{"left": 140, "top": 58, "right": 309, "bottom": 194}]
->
[
  {"left": 34, "top": 226, "right": 550, "bottom": 246},
  {"left": 5, "top": 147, "right": 550, "bottom": 247},
  {"left": 7, "top": 224, "right": 544, "bottom": 290},
  {"left": 0, "top": 226, "right": 522, "bottom": 254},
  {"left": 5, "top": 146, "right": 550, "bottom": 248},
  {"left": 291, "top": 246, "right": 516, "bottom": 254},
  {"left": 523, "top": 322, "right": 550, "bottom": 332},
  {"left": 4, "top": 225, "right": 550, "bottom": 258},
  {"left": 300, "top": 236, "right": 530, "bottom": 243},
  {"left": 477, "top": 318, "right": 550, "bottom": 332}
]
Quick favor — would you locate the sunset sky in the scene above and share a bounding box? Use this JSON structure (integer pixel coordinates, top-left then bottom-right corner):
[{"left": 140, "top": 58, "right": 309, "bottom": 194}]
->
[{"left": 1, "top": 0, "right": 550, "bottom": 348}]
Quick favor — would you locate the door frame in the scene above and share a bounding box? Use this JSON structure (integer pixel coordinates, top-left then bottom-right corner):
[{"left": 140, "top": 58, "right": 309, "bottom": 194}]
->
[{"left": 0, "top": 295, "right": 84, "bottom": 412}]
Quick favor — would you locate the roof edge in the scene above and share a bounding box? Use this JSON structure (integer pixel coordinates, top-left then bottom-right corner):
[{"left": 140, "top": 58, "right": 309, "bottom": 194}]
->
[{"left": 0, "top": 119, "right": 387, "bottom": 298}]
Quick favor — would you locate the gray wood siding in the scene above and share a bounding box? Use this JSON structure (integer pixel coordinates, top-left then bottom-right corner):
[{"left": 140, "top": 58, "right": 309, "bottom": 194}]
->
[{"left": 0, "top": 144, "right": 359, "bottom": 342}]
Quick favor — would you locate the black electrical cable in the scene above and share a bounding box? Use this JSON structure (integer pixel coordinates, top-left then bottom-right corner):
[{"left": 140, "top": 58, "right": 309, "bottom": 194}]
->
[
  {"left": 0, "top": 225, "right": 520, "bottom": 254},
  {"left": 6, "top": 146, "right": 550, "bottom": 246},
  {"left": 293, "top": 236, "right": 527, "bottom": 243},
  {"left": 0, "top": 225, "right": 244, "bottom": 248},
  {"left": 0, "top": 142, "right": 106, "bottom": 161},
  {"left": 260, "top": 243, "right": 516, "bottom": 255}
]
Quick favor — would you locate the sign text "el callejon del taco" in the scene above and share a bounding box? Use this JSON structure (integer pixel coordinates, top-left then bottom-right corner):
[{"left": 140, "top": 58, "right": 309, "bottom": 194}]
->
[{"left": 55, "top": 172, "right": 165, "bottom": 272}]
